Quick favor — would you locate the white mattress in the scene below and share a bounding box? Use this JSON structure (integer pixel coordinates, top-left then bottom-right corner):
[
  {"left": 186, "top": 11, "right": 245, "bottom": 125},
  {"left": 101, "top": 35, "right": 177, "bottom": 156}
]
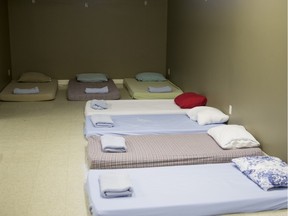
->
[
  {"left": 85, "top": 99, "right": 186, "bottom": 116},
  {"left": 86, "top": 163, "right": 288, "bottom": 216}
]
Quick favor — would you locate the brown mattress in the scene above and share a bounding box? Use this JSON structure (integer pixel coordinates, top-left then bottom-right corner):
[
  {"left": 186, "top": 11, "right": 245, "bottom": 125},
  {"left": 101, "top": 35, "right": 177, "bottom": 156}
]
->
[
  {"left": 0, "top": 80, "right": 58, "bottom": 102},
  {"left": 67, "top": 78, "right": 120, "bottom": 101},
  {"left": 87, "top": 133, "right": 264, "bottom": 169}
]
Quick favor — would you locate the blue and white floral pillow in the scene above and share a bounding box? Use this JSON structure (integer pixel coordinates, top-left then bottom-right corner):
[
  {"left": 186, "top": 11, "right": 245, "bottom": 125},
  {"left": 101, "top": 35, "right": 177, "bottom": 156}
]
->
[{"left": 232, "top": 156, "right": 288, "bottom": 191}]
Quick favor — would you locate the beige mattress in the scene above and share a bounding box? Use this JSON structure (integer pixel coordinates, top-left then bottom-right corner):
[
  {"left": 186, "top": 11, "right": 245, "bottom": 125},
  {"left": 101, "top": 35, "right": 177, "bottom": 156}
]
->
[
  {"left": 87, "top": 133, "right": 264, "bottom": 169},
  {"left": 123, "top": 78, "right": 183, "bottom": 99},
  {"left": 0, "top": 80, "right": 58, "bottom": 102}
]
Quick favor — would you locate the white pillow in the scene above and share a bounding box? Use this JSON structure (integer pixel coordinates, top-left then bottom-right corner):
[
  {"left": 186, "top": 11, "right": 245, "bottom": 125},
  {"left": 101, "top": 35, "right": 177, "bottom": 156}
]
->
[
  {"left": 207, "top": 125, "right": 260, "bottom": 149},
  {"left": 18, "top": 72, "right": 52, "bottom": 83},
  {"left": 186, "top": 106, "right": 229, "bottom": 125}
]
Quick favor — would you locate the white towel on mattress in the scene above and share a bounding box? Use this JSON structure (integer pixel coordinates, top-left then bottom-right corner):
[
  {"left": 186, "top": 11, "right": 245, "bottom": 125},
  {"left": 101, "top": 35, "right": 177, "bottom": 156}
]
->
[
  {"left": 101, "top": 135, "right": 127, "bottom": 152},
  {"left": 13, "top": 87, "right": 40, "bottom": 94},
  {"left": 99, "top": 173, "right": 133, "bottom": 198},
  {"left": 147, "top": 86, "right": 172, "bottom": 93},
  {"left": 90, "top": 115, "right": 114, "bottom": 127},
  {"left": 85, "top": 86, "right": 109, "bottom": 94},
  {"left": 90, "top": 99, "right": 108, "bottom": 110}
]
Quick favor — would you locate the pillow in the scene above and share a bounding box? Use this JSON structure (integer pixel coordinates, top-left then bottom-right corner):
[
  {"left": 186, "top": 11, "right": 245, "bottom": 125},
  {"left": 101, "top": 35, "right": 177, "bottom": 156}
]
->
[
  {"left": 232, "top": 156, "right": 288, "bottom": 191},
  {"left": 207, "top": 125, "right": 260, "bottom": 149},
  {"left": 186, "top": 106, "right": 229, "bottom": 125},
  {"left": 76, "top": 73, "right": 108, "bottom": 82},
  {"left": 174, "top": 92, "right": 207, "bottom": 108},
  {"left": 18, "top": 72, "right": 52, "bottom": 83},
  {"left": 135, "top": 72, "right": 166, "bottom": 82}
]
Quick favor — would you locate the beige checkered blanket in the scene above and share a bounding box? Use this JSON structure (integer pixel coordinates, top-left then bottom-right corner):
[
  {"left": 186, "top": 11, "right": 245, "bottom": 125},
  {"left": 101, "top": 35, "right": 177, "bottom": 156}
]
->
[{"left": 87, "top": 133, "right": 264, "bottom": 169}]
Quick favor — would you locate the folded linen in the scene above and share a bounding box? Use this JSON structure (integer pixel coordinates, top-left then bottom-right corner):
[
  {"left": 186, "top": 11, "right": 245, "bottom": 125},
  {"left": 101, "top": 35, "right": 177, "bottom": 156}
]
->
[
  {"left": 85, "top": 86, "right": 109, "bottom": 94},
  {"left": 147, "top": 86, "right": 172, "bottom": 93},
  {"left": 99, "top": 173, "right": 133, "bottom": 198},
  {"left": 13, "top": 87, "right": 40, "bottom": 94},
  {"left": 90, "top": 99, "right": 108, "bottom": 110},
  {"left": 101, "top": 135, "right": 127, "bottom": 152},
  {"left": 90, "top": 115, "right": 114, "bottom": 127}
]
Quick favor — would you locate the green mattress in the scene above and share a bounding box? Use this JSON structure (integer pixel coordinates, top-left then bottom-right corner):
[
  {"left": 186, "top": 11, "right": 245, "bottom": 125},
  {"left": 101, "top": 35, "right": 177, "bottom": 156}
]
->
[{"left": 123, "top": 78, "right": 183, "bottom": 99}]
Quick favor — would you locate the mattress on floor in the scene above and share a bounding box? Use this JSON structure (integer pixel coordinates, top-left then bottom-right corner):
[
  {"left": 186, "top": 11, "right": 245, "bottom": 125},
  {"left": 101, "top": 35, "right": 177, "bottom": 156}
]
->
[
  {"left": 87, "top": 133, "right": 264, "bottom": 169},
  {"left": 85, "top": 99, "right": 186, "bottom": 116},
  {"left": 67, "top": 78, "right": 121, "bottom": 101},
  {"left": 86, "top": 163, "right": 288, "bottom": 216},
  {"left": 84, "top": 114, "right": 222, "bottom": 137},
  {"left": 123, "top": 78, "right": 183, "bottom": 99},
  {"left": 0, "top": 80, "right": 58, "bottom": 102}
]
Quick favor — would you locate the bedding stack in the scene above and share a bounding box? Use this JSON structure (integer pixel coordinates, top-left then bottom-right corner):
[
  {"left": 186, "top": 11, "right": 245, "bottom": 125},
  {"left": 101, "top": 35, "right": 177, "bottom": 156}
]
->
[
  {"left": 86, "top": 161, "right": 287, "bottom": 216},
  {"left": 0, "top": 72, "right": 58, "bottom": 101},
  {"left": 123, "top": 72, "right": 183, "bottom": 99},
  {"left": 67, "top": 73, "right": 120, "bottom": 101},
  {"left": 83, "top": 90, "right": 287, "bottom": 216}
]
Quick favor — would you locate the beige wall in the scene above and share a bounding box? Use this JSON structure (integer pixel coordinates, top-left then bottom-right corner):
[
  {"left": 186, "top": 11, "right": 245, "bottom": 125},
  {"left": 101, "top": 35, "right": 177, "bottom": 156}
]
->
[
  {"left": 0, "top": 0, "right": 11, "bottom": 90},
  {"left": 8, "top": 0, "right": 167, "bottom": 79},
  {"left": 167, "top": 0, "right": 287, "bottom": 161},
  {"left": 3, "top": 0, "right": 287, "bottom": 160}
]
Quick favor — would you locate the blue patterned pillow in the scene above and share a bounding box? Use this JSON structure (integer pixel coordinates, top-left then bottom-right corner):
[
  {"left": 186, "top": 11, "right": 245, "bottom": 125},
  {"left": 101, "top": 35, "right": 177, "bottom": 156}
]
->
[{"left": 232, "top": 156, "right": 288, "bottom": 191}]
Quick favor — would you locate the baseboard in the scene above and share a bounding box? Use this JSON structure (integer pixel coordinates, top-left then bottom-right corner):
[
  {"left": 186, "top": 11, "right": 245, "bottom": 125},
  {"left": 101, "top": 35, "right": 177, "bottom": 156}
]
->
[
  {"left": 58, "top": 80, "right": 69, "bottom": 86},
  {"left": 113, "top": 79, "right": 124, "bottom": 85}
]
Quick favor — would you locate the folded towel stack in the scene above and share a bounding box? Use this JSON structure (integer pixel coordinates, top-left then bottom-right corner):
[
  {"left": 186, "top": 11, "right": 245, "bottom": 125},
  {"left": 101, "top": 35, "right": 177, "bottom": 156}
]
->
[
  {"left": 147, "top": 86, "right": 172, "bottom": 93},
  {"left": 90, "top": 115, "right": 114, "bottom": 127},
  {"left": 13, "top": 87, "right": 40, "bottom": 94},
  {"left": 99, "top": 173, "right": 133, "bottom": 198},
  {"left": 90, "top": 99, "right": 108, "bottom": 110},
  {"left": 101, "top": 135, "right": 127, "bottom": 152},
  {"left": 85, "top": 86, "right": 109, "bottom": 94}
]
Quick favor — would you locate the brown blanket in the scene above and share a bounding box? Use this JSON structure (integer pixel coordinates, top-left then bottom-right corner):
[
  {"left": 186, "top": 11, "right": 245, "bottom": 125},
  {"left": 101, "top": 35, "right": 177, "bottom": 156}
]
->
[
  {"left": 67, "top": 78, "right": 120, "bottom": 101},
  {"left": 87, "top": 133, "right": 264, "bottom": 169}
]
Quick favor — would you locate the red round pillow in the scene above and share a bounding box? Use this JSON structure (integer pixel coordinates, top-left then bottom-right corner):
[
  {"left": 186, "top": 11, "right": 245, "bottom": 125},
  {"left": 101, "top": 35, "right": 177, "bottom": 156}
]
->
[{"left": 174, "top": 92, "right": 207, "bottom": 108}]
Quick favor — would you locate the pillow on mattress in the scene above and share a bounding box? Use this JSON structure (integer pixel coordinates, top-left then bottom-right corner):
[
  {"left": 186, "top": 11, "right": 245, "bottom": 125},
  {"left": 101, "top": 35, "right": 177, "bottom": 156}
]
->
[
  {"left": 135, "top": 72, "right": 166, "bottom": 82},
  {"left": 174, "top": 92, "right": 207, "bottom": 108},
  {"left": 18, "top": 72, "right": 52, "bottom": 83},
  {"left": 232, "top": 156, "right": 288, "bottom": 191},
  {"left": 186, "top": 106, "right": 229, "bottom": 125},
  {"left": 207, "top": 124, "right": 260, "bottom": 149},
  {"left": 77, "top": 73, "right": 108, "bottom": 82}
]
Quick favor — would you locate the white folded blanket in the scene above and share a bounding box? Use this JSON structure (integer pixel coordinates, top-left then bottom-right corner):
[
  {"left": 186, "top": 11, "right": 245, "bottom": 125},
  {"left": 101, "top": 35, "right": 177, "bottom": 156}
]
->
[
  {"left": 90, "top": 99, "right": 108, "bottom": 110},
  {"left": 85, "top": 86, "right": 109, "bottom": 94},
  {"left": 101, "top": 135, "right": 127, "bottom": 152},
  {"left": 13, "top": 87, "right": 40, "bottom": 94},
  {"left": 147, "top": 86, "right": 172, "bottom": 93},
  {"left": 99, "top": 173, "right": 133, "bottom": 198},
  {"left": 90, "top": 115, "right": 114, "bottom": 127}
]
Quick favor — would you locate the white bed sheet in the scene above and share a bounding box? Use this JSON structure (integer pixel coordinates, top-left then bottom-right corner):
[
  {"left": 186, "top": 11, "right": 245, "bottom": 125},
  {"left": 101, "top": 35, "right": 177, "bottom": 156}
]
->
[
  {"left": 85, "top": 99, "right": 186, "bottom": 116},
  {"left": 84, "top": 114, "right": 221, "bottom": 137},
  {"left": 86, "top": 163, "right": 288, "bottom": 216}
]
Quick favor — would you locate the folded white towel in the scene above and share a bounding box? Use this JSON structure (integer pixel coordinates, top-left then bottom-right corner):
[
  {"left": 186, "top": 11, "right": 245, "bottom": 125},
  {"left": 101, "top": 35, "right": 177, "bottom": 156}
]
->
[
  {"left": 90, "top": 99, "right": 108, "bottom": 110},
  {"left": 101, "top": 135, "right": 127, "bottom": 152},
  {"left": 147, "top": 86, "right": 172, "bottom": 93},
  {"left": 85, "top": 86, "right": 109, "bottom": 94},
  {"left": 99, "top": 173, "right": 133, "bottom": 198},
  {"left": 90, "top": 115, "right": 114, "bottom": 127},
  {"left": 13, "top": 87, "right": 40, "bottom": 94}
]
